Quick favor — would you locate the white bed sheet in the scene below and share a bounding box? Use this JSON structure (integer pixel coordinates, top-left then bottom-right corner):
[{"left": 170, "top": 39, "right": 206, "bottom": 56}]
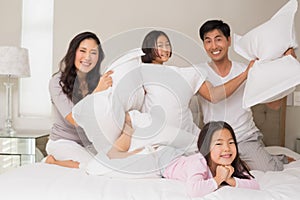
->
[{"left": 0, "top": 149, "right": 300, "bottom": 200}]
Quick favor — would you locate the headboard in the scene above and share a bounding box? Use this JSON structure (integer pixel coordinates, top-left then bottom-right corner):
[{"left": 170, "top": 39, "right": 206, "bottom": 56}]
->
[
  {"left": 190, "top": 95, "right": 286, "bottom": 147},
  {"left": 251, "top": 97, "right": 286, "bottom": 147}
]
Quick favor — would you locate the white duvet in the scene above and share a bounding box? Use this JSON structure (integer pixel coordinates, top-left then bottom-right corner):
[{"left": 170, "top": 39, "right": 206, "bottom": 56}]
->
[{"left": 0, "top": 147, "right": 299, "bottom": 200}]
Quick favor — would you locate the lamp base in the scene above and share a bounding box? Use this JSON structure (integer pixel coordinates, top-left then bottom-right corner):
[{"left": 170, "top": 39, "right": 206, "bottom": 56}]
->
[
  {"left": 0, "top": 128, "right": 16, "bottom": 136},
  {"left": 1, "top": 78, "right": 16, "bottom": 136}
]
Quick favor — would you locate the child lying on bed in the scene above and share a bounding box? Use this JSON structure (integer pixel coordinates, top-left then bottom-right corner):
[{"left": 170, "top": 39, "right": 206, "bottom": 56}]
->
[
  {"left": 45, "top": 114, "right": 259, "bottom": 198},
  {"left": 163, "top": 121, "right": 260, "bottom": 197},
  {"left": 106, "top": 121, "right": 259, "bottom": 198}
]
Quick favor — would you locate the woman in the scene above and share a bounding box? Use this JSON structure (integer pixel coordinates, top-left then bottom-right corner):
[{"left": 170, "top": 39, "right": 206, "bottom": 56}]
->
[
  {"left": 46, "top": 31, "right": 113, "bottom": 168},
  {"left": 141, "top": 30, "right": 172, "bottom": 64}
]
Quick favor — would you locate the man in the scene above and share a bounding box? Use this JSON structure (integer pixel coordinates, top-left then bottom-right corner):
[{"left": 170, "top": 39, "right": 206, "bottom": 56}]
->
[{"left": 197, "top": 19, "right": 295, "bottom": 171}]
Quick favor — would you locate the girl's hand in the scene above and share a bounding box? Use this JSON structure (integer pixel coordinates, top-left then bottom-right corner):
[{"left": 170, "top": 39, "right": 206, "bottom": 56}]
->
[
  {"left": 284, "top": 48, "right": 297, "bottom": 59},
  {"left": 214, "top": 165, "right": 230, "bottom": 186},
  {"left": 130, "top": 147, "right": 144, "bottom": 155},
  {"left": 224, "top": 165, "right": 234, "bottom": 179},
  {"left": 125, "top": 112, "right": 132, "bottom": 127},
  {"left": 222, "top": 165, "right": 236, "bottom": 187},
  {"left": 93, "top": 70, "right": 113, "bottom": 93}
]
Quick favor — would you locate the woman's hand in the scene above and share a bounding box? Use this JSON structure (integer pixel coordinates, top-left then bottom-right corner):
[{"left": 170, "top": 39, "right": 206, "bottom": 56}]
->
[{"left": 93, "top": 70, "right": 113, "bottom": 93}]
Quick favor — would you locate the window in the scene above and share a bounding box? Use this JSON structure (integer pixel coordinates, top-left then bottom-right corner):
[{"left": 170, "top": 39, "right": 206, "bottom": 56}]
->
[{"left": 17, "top": 0, "right": 53, "bottom": 129}]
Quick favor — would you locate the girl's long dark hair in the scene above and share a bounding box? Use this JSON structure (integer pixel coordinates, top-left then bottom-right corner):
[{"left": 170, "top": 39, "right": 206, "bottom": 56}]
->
[
  {"left": 141, "top": 30, "right": 172, "bottom": 63},
  {"left": 197, "top": 121, "right": 254, "bottom": 179},
  {"left": 55, "top": 31, "right": 105, "bottom": 104}
]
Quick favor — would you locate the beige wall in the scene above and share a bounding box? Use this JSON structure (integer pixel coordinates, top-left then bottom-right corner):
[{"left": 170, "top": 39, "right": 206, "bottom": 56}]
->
[
  {"left": 0, "top": 0, "right": 22, "bottom": 46},
  {"left": 1, "top": 0, "right": 300, "bottom": 150},
  {"left": 52, "top": 0, "right": 299, "bottom": 70}
]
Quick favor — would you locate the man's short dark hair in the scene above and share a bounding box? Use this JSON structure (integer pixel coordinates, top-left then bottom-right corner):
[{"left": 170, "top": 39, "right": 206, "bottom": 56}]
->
[{"left": 199, "top": 20, "right": 231, "bottom": 41}]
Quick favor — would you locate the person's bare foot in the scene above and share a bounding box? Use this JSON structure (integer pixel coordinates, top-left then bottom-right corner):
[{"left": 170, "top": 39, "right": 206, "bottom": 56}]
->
[
  {"left": 69, "top": 161, "right": 80, "bottom": 168},
  {"left": 287, "top": 156, "right": 296, "bottom": 163},
  {"left": 45, "top": 155, "right": 56, "bottom": 164},
  {"left": 45, "top": 155, "right": 79, "bottom": 168}
]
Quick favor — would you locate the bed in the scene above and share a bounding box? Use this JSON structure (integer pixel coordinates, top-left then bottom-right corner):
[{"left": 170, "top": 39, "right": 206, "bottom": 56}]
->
[
  {"left": 0, "top": 146, "right": 299, "bottom": 200},
  {"left": 1, "top": 89, "right": 299, "bottom": 200},
  {"left": 1, "top": 97, "right": 300, "bottom": 200},
  {"left": 1, "top": 74, "right": 298, "bottom": 200},
  {"left": 2, "top": 46, "right": 299, "bottom": 199},
  {"left": 0, "top": 100, "right": 300, "bottom": 200}
]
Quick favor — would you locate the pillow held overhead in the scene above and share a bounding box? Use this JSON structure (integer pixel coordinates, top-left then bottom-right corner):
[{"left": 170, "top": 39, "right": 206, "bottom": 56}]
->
[
  {"left": 234, "top": 0, "right": 298, "bottom": 61},
  {"left": 243, "top": 55, "right": 300, "bottom": 109}
]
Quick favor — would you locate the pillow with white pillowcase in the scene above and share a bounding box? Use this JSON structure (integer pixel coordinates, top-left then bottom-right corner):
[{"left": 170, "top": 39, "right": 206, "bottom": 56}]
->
[
  {"left": 127, "top": 64, "right": 205, "bottom": 152},
  {"left": 234, "top": 0, "right": 298, "bottom": 61},
  {"left": 140, "top": 64, "right": 205, "bottom": 134},
  {"left": 85, "top": 150, "right": 161, "bottom": 178},
  {"left": 243, "top": 55, "right": 300, "bottom": 109},
  {"left": 73, "top": 48, "right": 145, "bottom": 153},
  {"left": 85, "top": 145, "right": 188, "bottom": 178},
  {"left": 128, "top": 108, "right": 198, "bottom": 154}
]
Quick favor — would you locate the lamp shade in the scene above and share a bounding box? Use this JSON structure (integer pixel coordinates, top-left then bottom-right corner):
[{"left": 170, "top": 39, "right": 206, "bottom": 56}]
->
[{"left": 0, "top": 46, "right": 30, "bottom": 78}]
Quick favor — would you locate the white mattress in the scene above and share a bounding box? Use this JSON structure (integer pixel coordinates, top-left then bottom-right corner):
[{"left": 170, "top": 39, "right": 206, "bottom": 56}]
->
[{"left": 0, "top": 147, "right": 300, "bottom": 200}]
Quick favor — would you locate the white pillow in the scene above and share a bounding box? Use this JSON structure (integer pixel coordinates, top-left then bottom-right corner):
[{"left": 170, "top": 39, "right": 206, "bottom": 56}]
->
[
  {"left": 128, "top": 108, "right": 198, "bottom": 154},
  {"left": 85, "top": 151, "right": 161, "bottom": 178},
  {"left": 105, "top": 48, "right": 145, "bottom": 111},
  {"left": 139, "top": 64, "right": 205, "bottom": 135},
  {"left": 243, "top": 55, "right": 300, "bottom": 109},
  {"left": 125, "top": 64, "right": 205, "bottom": 152},
  {"left": 72, "top": 49, "right": 145, "bottom": 153},
  {"left": 265, "top": 146, "right": 300, "bottom": 160},
  {"left": 234, "top": 0, "right": 298, "bottom": 61},
  {"left": 85, "top": 145, "right": 186, "bottom": 178}
]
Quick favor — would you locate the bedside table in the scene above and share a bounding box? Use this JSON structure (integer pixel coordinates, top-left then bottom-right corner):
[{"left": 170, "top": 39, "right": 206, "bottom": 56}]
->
[{"left": 0, "top": 130, "right": 49, "bottom": 173}]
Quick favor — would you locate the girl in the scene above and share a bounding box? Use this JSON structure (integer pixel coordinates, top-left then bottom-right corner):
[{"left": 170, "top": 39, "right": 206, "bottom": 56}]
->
[
  {"left": 141, "top": 30, "right": 172, "bottom": 64},
  {"left": 163, "top": 121, "right": 260, "bottom": 198},
  {"left": 45, "top": 31, "right": 113, "bottom": 168}
]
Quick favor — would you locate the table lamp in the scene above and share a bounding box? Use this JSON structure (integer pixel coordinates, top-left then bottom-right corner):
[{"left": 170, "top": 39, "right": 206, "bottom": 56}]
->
[{"left": 0, "top": 46, "right": 30, "bottom": 135}]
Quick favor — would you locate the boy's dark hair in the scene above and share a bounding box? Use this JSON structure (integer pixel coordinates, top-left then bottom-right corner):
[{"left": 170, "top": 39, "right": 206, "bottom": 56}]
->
[{"left": 199, "top": 20, "right": 231, "bottom": 41}]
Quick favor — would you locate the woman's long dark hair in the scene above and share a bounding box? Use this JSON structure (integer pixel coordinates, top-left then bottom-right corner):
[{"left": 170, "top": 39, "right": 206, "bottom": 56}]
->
[
  {"left": 55, "top": 31, "right": 105, "bottom": 104},
  {"left": 197, "top": 121, "right": 254, "bottom": 179},
  {"left": 141, "top": 30, "right": 172, "bottom": 63}
]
